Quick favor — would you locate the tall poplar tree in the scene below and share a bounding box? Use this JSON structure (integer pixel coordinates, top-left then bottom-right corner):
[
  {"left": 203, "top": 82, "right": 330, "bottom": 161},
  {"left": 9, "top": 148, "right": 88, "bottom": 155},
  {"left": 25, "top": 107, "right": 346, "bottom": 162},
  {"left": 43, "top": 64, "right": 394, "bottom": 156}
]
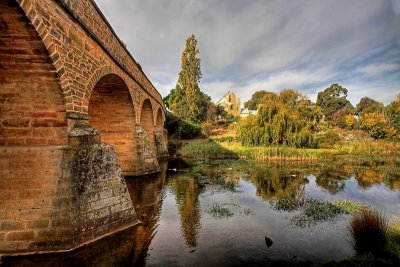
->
[{"left": 165, "top": 34, "right": 208, "bottom": 122}]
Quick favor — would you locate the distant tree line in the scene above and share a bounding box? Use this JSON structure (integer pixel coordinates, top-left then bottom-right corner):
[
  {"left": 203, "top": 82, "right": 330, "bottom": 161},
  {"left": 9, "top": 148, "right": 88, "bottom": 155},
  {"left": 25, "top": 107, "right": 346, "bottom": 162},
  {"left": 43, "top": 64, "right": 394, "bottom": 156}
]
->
[
  {"left": 238, "top": 84, "right": 399, "bottom": 147},
  {"left": 164, "top": 35, "right": 399, "bottom": 144}
]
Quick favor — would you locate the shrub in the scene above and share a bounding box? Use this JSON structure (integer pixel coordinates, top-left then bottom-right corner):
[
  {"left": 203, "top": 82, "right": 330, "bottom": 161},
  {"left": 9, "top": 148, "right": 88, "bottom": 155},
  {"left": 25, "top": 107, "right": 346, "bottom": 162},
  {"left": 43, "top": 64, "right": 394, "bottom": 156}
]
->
[
  {"left": 166, "top": 112, "right": 201, "bottom": 139},
  {"left": 359, "top": 112, "right": 398, "bottom": 139},
  {"left": 201, "top": 122, "right": 213, "bottom": 137},
  {"left": 332, "top": 107, "right": 355, "bottom": 129},
  {"left": 315, "top": 129, "right": 341, "bottom": 148},
  {"left": 349, "top": 209, "right": 388, "bottom": 255}
]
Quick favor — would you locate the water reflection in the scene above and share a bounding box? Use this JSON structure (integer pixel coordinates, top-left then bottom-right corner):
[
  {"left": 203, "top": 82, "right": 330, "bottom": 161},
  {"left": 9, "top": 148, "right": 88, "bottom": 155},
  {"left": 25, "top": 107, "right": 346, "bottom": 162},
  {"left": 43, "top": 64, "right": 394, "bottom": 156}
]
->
[
  {"left": 169, "top": 173, "right": 202, "bottom": 248},
  {"left": 2, "top": 157, "right": 399, "bottom": 266},
  {"left": 125, "top": 161, "right": 167, "bottom": 266},
  {"left": 245, "top": 165, "right": 307, "bottom": 200}
]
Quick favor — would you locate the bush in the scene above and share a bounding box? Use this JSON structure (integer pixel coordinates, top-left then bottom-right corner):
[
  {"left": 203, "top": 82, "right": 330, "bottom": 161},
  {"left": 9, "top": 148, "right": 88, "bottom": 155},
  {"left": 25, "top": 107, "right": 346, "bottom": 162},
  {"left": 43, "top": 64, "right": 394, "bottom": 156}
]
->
[
  {"left": 315, "top": 129, "right": 341, "bottom": 148},
  {"left": 359, "top": 112, "right": 398, "bottom": 140},
  {"left": 201, "top": 122, "right": 213, "bottom": 137},
  {"left": 349, "top": 209, "right": 388, "bottom": 255},
  {"left": 166, "top": 112, "right": 201, "bottom": 139}
]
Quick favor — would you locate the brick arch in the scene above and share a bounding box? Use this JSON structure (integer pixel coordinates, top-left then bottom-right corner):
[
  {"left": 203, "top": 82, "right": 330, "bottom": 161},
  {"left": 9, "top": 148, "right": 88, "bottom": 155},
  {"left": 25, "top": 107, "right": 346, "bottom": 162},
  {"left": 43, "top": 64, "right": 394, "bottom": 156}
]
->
[
  {"left": 14, "top": 0, "right": 70, "bottom": 108},
  {"left": 140, "top": 98, "right": 156, "bottom": 146},
  {"left": 88, "top": 73, "right": 137, "bottom": 175},
  {"left": 1, "top": 0, "right": 68, "bottom": 146},
  {"left": 86, "top": 65, "right": 114, "bottom": 100},
  {"left": 155, "top": 108, "right": 164, "bottom": 130}
]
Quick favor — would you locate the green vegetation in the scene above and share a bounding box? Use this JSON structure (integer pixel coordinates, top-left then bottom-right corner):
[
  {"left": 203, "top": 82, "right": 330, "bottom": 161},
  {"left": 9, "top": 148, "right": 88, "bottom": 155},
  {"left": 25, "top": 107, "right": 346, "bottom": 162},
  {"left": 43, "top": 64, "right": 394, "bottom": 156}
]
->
[
  {"left": 221, "top": 142, "right": 329, "bottom": 161},
  {"left": 356, "top": 97, "right": 384, "bottom": 116},
  {"left": 272, "top": 198, "right": 367, "bottom": 228},
  {"left": 178, "top": 140, "right": 238, "bottom": 159},
  {"left": 335, "top": 140, "right": 400, "bottom": 156},
  {"left": 166, "top": 112, "right": 201, "bottom": 139},
  {"left": 177, "top": 138, "right": 400, "bottom": 161},
  {"left": 386, "top": 95, "right": 400, "bottom": 132},
  {"left": 243, "top": 90, "right": 270, "bottom": 110},
  {"left": 332, "top": 200, "right": 367, "bottom": 213},
  {"left": 237, "top": 89, "right": 321, "bottom": 148},
  {"left": 388, "top": 219, "right": 400, "bottom": 256},
  {"left": 206, "top": 203, "right": 234, "bottom": 219},
  {"left": 325, "top": 211, "right": 400, "bottom": 267},
  {"left": 316, "top": 83, "right": 354, "bottom": 121},
  {"left": 164, "top": 34, "right": 221, "bottom": 124}
]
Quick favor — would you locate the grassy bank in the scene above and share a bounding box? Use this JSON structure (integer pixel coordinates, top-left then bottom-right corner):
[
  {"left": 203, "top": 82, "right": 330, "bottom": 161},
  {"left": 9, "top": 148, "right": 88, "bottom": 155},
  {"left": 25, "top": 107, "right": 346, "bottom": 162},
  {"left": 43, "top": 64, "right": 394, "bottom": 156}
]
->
[
  {"left": 178, "top": 140, "right": 239, "bottom": 159},
  {"left": 176, "top": 139, "right": 400, "bottom": 161},
  {"left": 335, "top": 140, "right": 400, "bottom": 156}
]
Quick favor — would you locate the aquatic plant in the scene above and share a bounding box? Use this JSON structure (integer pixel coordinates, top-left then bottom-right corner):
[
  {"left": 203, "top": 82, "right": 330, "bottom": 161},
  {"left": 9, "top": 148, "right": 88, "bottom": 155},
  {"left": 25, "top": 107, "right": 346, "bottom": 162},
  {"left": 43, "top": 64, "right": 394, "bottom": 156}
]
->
[
  {"left": 206, "top": 203, "right": 234, "bottom": 219},
  {"left": 291, "top": 198, "right": 345, "bottom": 227},
  {"left": 332, "top": 200, "right": 367, "bottom": 213},
  {"left": 349, "top": 209, "right": 388, "bottom": 255},
  {"left": 271, "top": 198, "right": 368, "bottom": 227}
]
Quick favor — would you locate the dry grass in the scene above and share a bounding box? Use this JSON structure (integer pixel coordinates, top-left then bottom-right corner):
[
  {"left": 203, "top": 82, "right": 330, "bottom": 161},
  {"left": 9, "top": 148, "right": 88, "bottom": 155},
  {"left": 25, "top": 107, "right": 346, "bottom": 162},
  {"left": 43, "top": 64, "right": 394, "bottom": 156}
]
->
[{"left": 349, "top": 209, "right": 389, "bottom": 255}]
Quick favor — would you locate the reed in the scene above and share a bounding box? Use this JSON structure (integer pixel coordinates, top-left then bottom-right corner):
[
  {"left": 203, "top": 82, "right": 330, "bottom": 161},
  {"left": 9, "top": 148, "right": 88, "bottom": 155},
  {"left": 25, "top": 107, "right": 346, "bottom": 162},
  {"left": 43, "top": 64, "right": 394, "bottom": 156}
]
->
[
  {"left": 220, "top": 141, "right": 334, "bottom": 161},
  {"left": 177, "top": 139, "right": 400, "bottom": 161},
  {"left": 338, "top": 140, "right": 400, "bottom": 156},
  {"left": 178, "top": 140, "right": 238, "bottom": 159},
  {"left": 349, "top": 209, "right": 388, "bottom": 255}
]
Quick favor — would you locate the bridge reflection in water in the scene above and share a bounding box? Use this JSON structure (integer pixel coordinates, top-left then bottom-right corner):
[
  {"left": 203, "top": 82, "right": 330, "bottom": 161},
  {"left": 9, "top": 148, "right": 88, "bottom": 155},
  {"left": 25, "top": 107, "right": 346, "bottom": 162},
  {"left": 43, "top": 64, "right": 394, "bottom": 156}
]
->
[
  {"left": 1, "top": 159, "right": 198, "bottom": 266},
  {"left": 1, "top": 161, "right": 168, "bottom": 267}
]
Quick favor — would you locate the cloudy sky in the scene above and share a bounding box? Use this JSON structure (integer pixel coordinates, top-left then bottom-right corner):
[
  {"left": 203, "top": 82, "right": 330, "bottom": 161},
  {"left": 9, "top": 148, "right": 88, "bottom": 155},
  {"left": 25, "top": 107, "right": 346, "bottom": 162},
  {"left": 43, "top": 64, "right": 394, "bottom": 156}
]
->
[{"left": 95, "top": 0, "right": 400, "bottom": 106}]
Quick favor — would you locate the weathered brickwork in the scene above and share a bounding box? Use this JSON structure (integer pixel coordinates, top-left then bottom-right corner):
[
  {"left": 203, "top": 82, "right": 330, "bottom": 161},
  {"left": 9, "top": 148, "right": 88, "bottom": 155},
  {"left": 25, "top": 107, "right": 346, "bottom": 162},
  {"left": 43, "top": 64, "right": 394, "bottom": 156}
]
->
[
  {"left": 56, "top": 0, "right": 162, "bottom": 107},
  {"left": 14, "top": 0, "right": 165, "bottom": 116},
  {"left": 155, "top": 109, "right": 168, "bottom": 157},
  {"left": 88, "top": 74, "right": 137, "bottom": 175},
  {"left": 0, "top": 0, "right": 168, "bottom": 254}
]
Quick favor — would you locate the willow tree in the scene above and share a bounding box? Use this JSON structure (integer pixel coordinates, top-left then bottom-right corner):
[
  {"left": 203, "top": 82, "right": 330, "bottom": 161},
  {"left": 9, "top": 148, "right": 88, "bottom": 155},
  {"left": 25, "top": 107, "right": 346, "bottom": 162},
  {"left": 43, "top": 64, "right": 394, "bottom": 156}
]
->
[
  {"left": 237, "top": 90, "right": 316, "bottom": 148},
  {"left": 165, "top": 34, "right": 207, "bottom": 122}
]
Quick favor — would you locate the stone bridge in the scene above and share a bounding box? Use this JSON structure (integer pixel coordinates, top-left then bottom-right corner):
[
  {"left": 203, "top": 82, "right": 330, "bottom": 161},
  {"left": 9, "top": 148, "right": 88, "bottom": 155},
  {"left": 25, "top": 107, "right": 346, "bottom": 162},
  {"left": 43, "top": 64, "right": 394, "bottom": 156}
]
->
[{"left": 0, "top": 0, "right": 168, "bottom": 254}]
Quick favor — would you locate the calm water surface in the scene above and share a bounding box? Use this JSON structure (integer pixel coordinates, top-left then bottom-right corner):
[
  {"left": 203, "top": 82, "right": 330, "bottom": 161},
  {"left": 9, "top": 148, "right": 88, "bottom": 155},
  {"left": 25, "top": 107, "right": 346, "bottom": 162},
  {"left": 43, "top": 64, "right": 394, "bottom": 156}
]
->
[{"left": 3, "top": 158, "right": 400, "bottom": 266}]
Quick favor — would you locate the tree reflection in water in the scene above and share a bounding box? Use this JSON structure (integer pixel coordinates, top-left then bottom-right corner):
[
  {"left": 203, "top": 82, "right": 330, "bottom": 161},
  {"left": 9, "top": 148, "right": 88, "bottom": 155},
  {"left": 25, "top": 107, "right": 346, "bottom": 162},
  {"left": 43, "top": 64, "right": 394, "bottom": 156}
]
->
[{"left": 169, "top": 173, "right": 202, "bottom": 248}]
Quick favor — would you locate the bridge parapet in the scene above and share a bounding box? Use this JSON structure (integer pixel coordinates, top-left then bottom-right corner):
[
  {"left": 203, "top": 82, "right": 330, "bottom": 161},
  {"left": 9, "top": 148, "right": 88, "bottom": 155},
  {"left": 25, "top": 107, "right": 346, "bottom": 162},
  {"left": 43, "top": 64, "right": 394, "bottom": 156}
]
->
[{"left": 56, "top": 0, "right": 164, "bottom": 111}]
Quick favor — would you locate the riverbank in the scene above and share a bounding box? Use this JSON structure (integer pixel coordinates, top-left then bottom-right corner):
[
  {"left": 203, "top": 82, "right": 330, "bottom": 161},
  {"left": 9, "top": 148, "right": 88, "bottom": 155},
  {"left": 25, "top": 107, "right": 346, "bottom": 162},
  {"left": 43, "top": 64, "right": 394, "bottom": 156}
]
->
[{"left": 174, "top": 138, "right": 400, "bottom": 161}]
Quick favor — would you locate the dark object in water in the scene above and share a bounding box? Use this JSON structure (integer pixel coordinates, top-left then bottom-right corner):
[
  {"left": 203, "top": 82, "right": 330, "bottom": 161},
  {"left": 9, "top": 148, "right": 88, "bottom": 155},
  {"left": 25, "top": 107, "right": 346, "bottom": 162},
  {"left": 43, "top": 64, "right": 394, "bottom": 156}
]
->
[{"left": 265, "top": 236, "right": 273, "bottom": 247}]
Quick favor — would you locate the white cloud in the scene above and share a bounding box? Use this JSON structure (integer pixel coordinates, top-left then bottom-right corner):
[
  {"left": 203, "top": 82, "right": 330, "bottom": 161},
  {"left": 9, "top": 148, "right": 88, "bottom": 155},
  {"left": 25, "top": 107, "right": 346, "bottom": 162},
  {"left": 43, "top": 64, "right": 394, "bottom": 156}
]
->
[
  {"left": 201, "top": 67, "right": 336, "bottom": 105},
  {"left": 95, "top": 0, "right": 400, "bottom": 107},
  {"left": 357, "top": 62, "right": 400, "bottom": 76}
]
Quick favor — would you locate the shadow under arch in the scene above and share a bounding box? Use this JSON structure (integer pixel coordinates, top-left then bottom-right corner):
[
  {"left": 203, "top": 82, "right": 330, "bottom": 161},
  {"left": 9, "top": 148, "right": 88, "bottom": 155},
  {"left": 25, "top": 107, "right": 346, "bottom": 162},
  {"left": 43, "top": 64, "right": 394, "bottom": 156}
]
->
[
  {"left": 88, "top": 73, "right": 137, "bottom": 175},
  {"left": 155, "top": 107, "right": 164, "bottom": 130},
  {"left": 140, "top": 98, "right": 156, "bottom": 147}
]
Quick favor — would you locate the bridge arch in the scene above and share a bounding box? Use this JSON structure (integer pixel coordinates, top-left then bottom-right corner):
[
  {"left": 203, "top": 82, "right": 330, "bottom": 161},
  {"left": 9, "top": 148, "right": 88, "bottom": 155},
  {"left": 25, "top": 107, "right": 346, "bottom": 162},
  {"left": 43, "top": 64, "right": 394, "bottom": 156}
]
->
[
  {"left": 140, "top": 98, "right": 156, "bottom": 146},
  {"left": 155, "top": 108, "right": 164, "bottom": 130},
  {"left": 88, "top": 73, "right": 137, "bottom": 175},
  {"left": 12, "top": 0, "right": 70, "bottom": 107}
]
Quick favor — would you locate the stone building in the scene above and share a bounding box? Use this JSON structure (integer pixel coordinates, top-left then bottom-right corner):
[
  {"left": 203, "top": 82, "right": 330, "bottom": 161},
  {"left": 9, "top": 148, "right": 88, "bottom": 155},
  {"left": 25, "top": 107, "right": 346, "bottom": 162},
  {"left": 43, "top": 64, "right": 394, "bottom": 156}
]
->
[{"left": 216, "top": 91, "right": 241, "bottom": 116}]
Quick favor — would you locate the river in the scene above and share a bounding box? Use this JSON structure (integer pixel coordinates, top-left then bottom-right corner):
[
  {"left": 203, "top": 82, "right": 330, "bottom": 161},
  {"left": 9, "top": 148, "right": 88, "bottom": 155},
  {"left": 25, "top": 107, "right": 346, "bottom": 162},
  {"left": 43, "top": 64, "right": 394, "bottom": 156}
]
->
[{"left": 2, "top": 157, "right": 399, "bottom": 266}]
